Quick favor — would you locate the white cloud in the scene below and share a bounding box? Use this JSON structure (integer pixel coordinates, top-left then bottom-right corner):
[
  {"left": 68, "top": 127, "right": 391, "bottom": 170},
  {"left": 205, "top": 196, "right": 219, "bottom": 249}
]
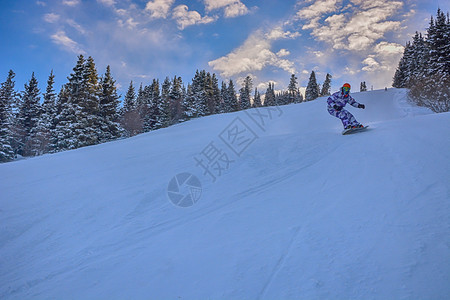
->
[
  {"left": 362, "top": 57, "right": 383, "bottom": 72},
  {"left": 51, "top": 30, "right": 85, "bottom": 54},
  {"left": 43, "top": 13, "right": 60, "bottom": 23},
  {"left": 172, "top": 5, "right": 216, "bottom": 30},
  {"left": 266, "top": 27, "right": 301, "bottom": 40},
  {"left": 373, "top": 41, "right": 404, "bottom": 56},
  {"left": 297, "top": 0, "right": 341, "bottom": 20},
  {"left": 62, "top": 0, "right": 80, "bottom": 6},
  {"left": 204, "top": 0, "right": 249, "bottom": 18},
  {"left": 97, "top": 0, "right": 115, "bottom": 6},
  {"left": 277, "top": 49, "right": 290, "bottom": 57},
  {"left": 208, "top": 31, "right": 295, "bottom": 77},
  {"left": 362, "top": 41, "right": 403, "bottom": 72},
  {"left": 36, "top": 1, "right": 46, "bottom": 6},
  {"left": 145, "top": 0, "right": 175, "bottom": 19},
  {"left": 67, "top": 19, "right": 87, "bottom": 34},
  {"left": 224, "top": 2, "right": 248, "bottom": 18},
  {"left": 297, "top": 0, "right": 404, "bottom": 51}
]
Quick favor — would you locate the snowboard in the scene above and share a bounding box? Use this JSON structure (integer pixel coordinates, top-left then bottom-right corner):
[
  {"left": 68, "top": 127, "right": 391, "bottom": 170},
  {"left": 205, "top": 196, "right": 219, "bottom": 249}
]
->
[{"left": 342, "top": 125, "right": 369, "bottom": 135}]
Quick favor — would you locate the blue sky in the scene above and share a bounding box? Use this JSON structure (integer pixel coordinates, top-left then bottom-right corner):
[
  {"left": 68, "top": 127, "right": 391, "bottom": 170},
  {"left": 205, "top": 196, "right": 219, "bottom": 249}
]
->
[{"left": 1, "top": 0, "right": 448, "bottom": 97}]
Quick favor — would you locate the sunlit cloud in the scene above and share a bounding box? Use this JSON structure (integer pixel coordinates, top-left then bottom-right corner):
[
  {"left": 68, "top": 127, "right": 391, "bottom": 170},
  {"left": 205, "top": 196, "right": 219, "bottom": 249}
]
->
[
  {"left": 51, "top": 30, "right": 85, "bottom": 54},
  {"left": 172, "top": 5, "right": 217, "bottom": 30},
  {"left": 266, "top": 27, "right": 301, "bottom": 40},
  {"left": 209, "top": 30, "right": 295, "bottom": 77},
  {"left": 62, "top": 0, "right": 80, "bottom": 6},
  {"left": 43, "top": 13, "right": 60, "bottom": 23},
  {"left": 145, "top": 0, "right": 175, "bottom": 19},
  {"left": 204, "top": 0, "right": 249, "bottom": 18},
  {"left": 67, "top": 19, "right": 87, "bottom": 35},
  {"left": 297, "top": 0, "right": 404, "bottom": 51},
  {"left": 97, "top": 0, "right": 115, "bottom": 6}
]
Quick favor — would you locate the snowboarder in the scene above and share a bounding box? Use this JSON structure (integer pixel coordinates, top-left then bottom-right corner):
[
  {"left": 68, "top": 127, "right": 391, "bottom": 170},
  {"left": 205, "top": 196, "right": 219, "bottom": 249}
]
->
[{"left": 327, "top": 83, "right": 365, "bottom": 130}]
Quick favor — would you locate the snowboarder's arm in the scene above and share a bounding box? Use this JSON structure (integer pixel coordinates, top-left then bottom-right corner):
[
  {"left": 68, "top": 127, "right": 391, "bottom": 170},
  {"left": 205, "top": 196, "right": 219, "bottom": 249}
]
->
[
  {"left": 327, "top": 93, "right": 337, "bottom": 106},
  {"left": 348, "top": 95, "right": 360, "bottom": 108}
]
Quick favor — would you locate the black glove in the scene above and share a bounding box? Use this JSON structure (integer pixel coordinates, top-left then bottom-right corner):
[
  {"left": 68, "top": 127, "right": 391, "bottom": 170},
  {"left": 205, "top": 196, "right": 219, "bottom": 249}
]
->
[
  {"left": 333, "top": 105, "right": 342, "bottom": 111},
  {"left": 358, "top": 104, "right": 365, "bottom": 109}
]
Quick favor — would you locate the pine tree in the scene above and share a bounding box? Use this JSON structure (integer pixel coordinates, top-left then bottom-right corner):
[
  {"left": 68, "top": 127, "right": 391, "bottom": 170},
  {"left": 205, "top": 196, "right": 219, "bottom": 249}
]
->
[
  {"left": 169, "top": 76, "right": 183, "bottom": 124},
  {"left": 17, "top": 72, "right": 41, "bottom": 156},
  {"left": 321, "top": 73, "right": 332, "bottom": 96},
  {"left": 264, "top": 82, "right": 276, "bottom": 106},
  {"left": 150, "top": 79, "right": 161, "bottom": 129},
  {"left": 76, "top": 56, "right": 102, "bottom": 147},
  {"left": 158, "top": 77, "right": 171, "bottom": 128},
  {"left": 395, "top": 9, "right": 450, "bottom": 112},
  {"left": 121, "top": 81, "right": 142, "bottom": 136},
  {"left": 0, "top": 70, "right": 17, "bottom": 162},
  {"left": 30, "top": 70, "right": 57, "bottom": 156},
  {"left": 211, "top": 74, "right": 222, "bottom": 114},
  {"left": 191, "top": 70, "right": 209, "bottom": 116},
  {"left": 287, "top": 74, "right": 299, "bottom": 103},
  {"left": 223, "top": 79, "right": 238, "bottom": 112},
  {"left": 182, "top": 83, "right": 197, "bottom": 119},
  {"left": 393, "top": 42, "right": 411, "bottom": 88},
  {"left": 239, "top": 75, "right": 252, "bottom": 110},
  {"left": 123, "top": 81, "right": 136, "bottom": 113},
  {"left": 305, "top": 71, "right": 319, "bottom": 101},
  {"left": 99, "top": 65, "right": 122, "bottom": 141},
  {"left": 253, "top": 88, "right": 262, "bottom": 107},
  {"left": 53, "top": 84, "right": 77, "bottom": 151},
  {"left": 360, "top": 81, "right": 368, "bottom": 92},
  {"left": 53, "top": 55, "right": 87, "bottom": 151}
]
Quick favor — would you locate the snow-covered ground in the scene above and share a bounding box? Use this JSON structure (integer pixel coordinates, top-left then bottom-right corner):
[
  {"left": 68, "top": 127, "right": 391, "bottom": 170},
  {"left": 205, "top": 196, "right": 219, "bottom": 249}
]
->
[{"left": 1, "top": 88, "right": 449, "bottom": 299}]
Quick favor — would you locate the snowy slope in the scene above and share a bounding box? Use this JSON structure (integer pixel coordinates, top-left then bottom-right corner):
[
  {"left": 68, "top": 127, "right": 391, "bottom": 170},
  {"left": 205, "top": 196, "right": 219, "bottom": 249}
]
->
[{"left": 1, "top": 88, "right": 449, "bottom": 299}]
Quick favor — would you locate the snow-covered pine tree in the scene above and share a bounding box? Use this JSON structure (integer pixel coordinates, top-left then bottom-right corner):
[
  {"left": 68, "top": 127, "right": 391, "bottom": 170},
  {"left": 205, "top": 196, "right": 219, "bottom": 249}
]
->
[
  {"left": 29, "top": 70, "right": 57, "bottom": 156},
  {"left": 209, "top": 73, "right": 221, "bottom": 115},
  {"left": 360, "top": 81, "right": 368, "bottom": 92},
  {"left": 264, "top": 82, "right": 276, "bottom": 106},
  {"left": 305, "top": 71, "right": 319, "bottom": 101},
  {"left": 52, "top": 55, "right": 87, "bottom": 151},
  {"left": 222, "top": 80, "right": 238, "bottom": 112},
  {"left": 169, "top": 76, "right": 183, "bottom": 124},
  {"left": 423, "top": 9, "right": 450, "bottom": 111},
  {"left": 99, "top": 65, "right": 122, "bottom": 141},
  {"left": 395, "top": 9, "right": 450, "bottom": 112},
  {"left": 253, "top": 88, "right": 262, "bottom": 107},
  {"left": 182, "top": 83, "right": 197, "bottom": 120},
  {"left": 157, "top": 77, "right": 171, "bottom": 128},
  {"left": 76, "top": 56, "right": 102, "bottom": 147},
  {"left": 239, "top": 75, "right": 252, "bottom": 110},
  {"left": 217, "top": 81, "right": 227, "bottom": 113},
  {"left": 150, "top": 79, "right": 161, "bottom": 129},
  {"left": 320, "top": 73, "right": 332, "bottom": 96},
  {"left": 191, "top": 70, "right": 209, "bottom": 117},
  {"left": 287, "top": 74, "right": 299, "bottom": 103},
  {"left": 393, "top": 42, "right": 411, "bottom": 88},
  {"left": 17, "top": 72, "right": 41, "bottom": 156},
  {"left": 0, "top": 70, "right": 17, "bottom": 162},
  {"left": 121, "top": 81, "right": 142, "bottom": 136}
]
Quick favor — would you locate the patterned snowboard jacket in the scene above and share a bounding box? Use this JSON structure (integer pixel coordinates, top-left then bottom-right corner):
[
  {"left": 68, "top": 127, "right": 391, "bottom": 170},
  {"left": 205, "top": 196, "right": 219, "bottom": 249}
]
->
[{"left": 327, "top": 91, "right": 361, "bottom": 109}]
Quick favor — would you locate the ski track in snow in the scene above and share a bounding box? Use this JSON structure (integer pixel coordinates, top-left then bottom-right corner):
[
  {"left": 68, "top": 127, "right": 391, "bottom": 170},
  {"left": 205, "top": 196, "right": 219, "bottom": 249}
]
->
[{"left": 0, "top": 88, "right": 449, "bottom": 299}]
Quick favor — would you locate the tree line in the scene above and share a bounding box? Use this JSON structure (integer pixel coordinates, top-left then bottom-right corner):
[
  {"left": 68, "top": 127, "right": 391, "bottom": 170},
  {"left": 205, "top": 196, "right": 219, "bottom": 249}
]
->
[
  {"left": 393, "top": 8, "right": 450, "bottom": 112},
  {"left": 0, "top": 55, "right": 336, "bottom": 163}
]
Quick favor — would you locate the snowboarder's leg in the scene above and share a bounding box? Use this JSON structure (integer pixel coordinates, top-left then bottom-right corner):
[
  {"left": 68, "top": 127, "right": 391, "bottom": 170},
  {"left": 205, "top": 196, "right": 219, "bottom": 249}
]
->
[
  {"left": 340, "top": 109, "right": 360, "bottom": 127},
  {"left": 328, "top": 107, "right": 357, "bottom": 128}
]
